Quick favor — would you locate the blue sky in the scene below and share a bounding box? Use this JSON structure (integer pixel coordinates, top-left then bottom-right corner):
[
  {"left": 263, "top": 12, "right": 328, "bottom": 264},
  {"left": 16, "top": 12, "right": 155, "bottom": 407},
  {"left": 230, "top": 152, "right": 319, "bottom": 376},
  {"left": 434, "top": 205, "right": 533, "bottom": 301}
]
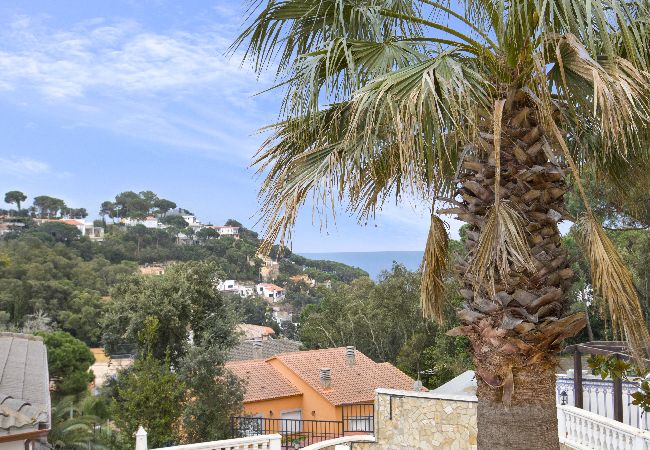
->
[{"left": 0, "top": 0, "right": 466, "bottom": 252}]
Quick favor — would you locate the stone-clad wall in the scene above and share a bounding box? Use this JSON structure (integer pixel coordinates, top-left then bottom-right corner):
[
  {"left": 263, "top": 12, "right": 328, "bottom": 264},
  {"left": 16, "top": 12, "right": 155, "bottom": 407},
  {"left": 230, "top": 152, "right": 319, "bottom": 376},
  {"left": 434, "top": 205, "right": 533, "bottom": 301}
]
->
[{"left": 352, "top": 389, "right": 477, "bottom": 450}]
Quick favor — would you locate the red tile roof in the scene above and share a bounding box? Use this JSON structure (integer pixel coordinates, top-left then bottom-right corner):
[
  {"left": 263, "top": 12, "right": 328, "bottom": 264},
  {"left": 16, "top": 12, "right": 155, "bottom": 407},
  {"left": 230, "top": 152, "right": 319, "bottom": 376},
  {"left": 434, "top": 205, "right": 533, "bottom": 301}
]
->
[
  {"left": 274, "top": 347, "right": 419, "bottom": 405},
  {"left": 257, "top": 283, "right": 284, "bottom": 292},
  {"left": 57, "top": 219, "right": 84, "bottom": 225},
  {"left": 226, "top": 359, "right": 302, "bottom": 402}
]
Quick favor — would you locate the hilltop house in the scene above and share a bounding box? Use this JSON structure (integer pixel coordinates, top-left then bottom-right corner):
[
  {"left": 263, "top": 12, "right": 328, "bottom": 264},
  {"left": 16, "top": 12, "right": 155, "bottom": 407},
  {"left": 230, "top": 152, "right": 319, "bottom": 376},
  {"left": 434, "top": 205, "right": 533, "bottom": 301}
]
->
[
  {"left": 216, "top": 280, "right": 255, "bottom": 298},
  {"left": 226, "top": 347, "right": 420, "bottom": 427},
  {"left": 42, "top": 219, "right": 105, "bottom": 241},
  {"left": 212, "top": 225, "right": 239, "bottom": 238},
  {"left": 0, "top": 333, "right": 51, "bottom": 449},
  {"left": 256, "top": 283, "right": 285, "bottom": 302},
  {"left": 121, "top": 216, "right": 160, "bottom": 229},
  {"left": 289, "top": 274, "right": 317, "bottom": 287}
]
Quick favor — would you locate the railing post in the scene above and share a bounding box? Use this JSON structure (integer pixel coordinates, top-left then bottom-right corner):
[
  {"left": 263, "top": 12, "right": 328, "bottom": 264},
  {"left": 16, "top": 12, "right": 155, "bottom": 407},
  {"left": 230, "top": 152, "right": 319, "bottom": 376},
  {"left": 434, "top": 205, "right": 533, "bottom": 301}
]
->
[
  {"left": 633, "top": 435, "right": 645, "bottom": 450},
  {"left": 135, "top": 426, "right": 148, "bottom": 450},
  {"left": 269, "top": 434, "right": 282, "bottom": 450},
  {"left": 574, "top": 351, "right": 583, "bottom": 409},
  {"left": 557, "top": 406, "right": 566, "bottom": 443},
  {"left": 613, "top": 357, "right": 624, "bottom": 422}
]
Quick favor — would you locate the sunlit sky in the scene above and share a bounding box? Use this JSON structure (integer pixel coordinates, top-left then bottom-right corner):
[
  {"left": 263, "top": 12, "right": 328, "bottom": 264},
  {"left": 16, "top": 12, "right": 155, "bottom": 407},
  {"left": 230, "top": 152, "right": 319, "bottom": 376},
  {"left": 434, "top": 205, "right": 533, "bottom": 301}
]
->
[{"left": 0, "top": 0, "right": 473, "bottom": 252}]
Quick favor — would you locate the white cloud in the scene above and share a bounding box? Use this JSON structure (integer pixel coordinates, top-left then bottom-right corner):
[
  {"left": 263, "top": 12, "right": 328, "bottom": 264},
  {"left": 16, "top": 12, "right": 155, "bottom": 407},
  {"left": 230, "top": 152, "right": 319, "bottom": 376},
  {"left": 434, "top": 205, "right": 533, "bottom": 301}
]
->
[
  {"left": 0, "top": 17, "right": 253, "bottom": 99},
  {"left": 0, "top": 157, "right": 50, "bottom": 176},
  {"left": 0, "top": 15, "right": 274, "bottom": 159}
]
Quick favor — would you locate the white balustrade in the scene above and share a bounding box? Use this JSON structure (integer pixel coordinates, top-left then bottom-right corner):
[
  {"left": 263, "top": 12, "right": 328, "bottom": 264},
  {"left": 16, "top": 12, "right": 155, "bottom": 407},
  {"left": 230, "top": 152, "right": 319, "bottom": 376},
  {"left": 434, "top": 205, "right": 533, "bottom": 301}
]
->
[
  {"left": 143, "top": 433, "right": 282, "bottom": 450},
  {"left": 558, "top": 405, "right": 650, "bottom": 450},
  {"left": 557, "top": 374, "right": 650, "bottom": 431},
  {"left": 299, "top": 435, "right": 376, "bottom": 450}
]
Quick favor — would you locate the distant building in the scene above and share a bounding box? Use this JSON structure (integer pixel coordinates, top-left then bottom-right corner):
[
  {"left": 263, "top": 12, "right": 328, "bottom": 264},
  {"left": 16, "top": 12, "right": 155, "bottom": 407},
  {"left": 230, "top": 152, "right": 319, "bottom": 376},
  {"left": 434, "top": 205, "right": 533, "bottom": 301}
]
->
[
  {"left": 217, "top": 279, "right": 238, "bottom": 292},
  {"left": 46, "top": 219, "right": 105, "bottom": 241},
  {"left": 238, "top": 283, "right": 256, "bottom": 298},
  {"left": 256, "top": 283, "right": 285, "bottom": 302},
  {"left": 121, "top": 216, "right": 159, "bottom": 229},
  {"left": 289, "top": 274, "right": 317, "bottom": 287},
  {"left": 272, "top": 307, "right": 293, "bottom": 324},
  {"left": 212, "top": 226, "right": 240, "bottom": 238},
  {"left": 0, "top": 333, "right": 51, "bottom": 449},
  {"left": 139, "top": 264, "right": 165, "bottom": 276},
  {"left": 236, "top": 324, "right": 276, "bottom": 341}
]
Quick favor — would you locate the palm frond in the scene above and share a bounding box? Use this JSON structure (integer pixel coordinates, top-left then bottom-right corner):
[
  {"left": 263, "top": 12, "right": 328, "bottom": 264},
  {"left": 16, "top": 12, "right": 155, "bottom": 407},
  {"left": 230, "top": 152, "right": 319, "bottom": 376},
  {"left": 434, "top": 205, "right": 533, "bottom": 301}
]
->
[
  {"left": 466, "top": 202, "right": 537, "bottom": 295},
  {"left": 547, "top": 34, "right": 650, "bottom": 157},
  {"left": 282, "top": 36, "right": 427, "bottom": 117},
  {"left": 420, "top": 213, "right": 449, "bottom": 323},
  {"left": 576, "top": 214, "right": 650, "bottom": 361},
  {"left": 232, "top": 0, "right": 422, "bottom": 75},
  {"left": 348, "top": 51, "right": 490, "bottom": 187}
]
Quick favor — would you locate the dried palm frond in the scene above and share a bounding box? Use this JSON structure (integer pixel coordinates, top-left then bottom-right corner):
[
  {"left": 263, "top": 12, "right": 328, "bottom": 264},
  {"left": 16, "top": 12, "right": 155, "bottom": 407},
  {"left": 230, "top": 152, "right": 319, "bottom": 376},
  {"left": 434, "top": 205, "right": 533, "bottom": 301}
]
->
[
  {"left": 466, "top": 99, "right": 537, "bottom": 295},
  {"left": 421, "top": 214, "right": 449, "bottom": 323},
  {"left": 467, "top": 202, "right": 537, "bottom": 295},
  {"left": 576, "top": 215, "right": 650, "bottom": 361}
]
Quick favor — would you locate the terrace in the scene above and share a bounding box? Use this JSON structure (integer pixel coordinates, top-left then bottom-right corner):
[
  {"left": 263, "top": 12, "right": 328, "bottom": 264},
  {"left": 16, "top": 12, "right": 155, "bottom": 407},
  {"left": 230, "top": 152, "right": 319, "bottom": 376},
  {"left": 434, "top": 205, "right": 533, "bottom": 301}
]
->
[{"left": 136, "top": 363, "right": 650, "bottom": 450}]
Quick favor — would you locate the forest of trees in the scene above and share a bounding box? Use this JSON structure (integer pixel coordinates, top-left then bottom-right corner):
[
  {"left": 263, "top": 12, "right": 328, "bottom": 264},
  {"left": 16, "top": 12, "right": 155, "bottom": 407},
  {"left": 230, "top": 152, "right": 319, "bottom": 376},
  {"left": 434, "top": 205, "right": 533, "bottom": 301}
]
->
[{"left": 3, "top": 186, "right": 650, "bottom": 447}]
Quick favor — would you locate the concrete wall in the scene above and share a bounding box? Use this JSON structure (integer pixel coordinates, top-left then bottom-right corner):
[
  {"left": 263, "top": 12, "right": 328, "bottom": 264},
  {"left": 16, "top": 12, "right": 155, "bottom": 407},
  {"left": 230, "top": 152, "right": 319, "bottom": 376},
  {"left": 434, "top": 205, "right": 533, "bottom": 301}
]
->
[{"left": 352, "top": 389, "right": 477, "bottom": 450}]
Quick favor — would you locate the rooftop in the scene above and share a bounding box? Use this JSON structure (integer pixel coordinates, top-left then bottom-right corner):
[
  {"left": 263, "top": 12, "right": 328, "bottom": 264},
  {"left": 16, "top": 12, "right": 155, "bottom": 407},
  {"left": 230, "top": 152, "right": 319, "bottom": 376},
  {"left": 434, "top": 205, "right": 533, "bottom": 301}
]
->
[
  {"left": 236, "top": 324, "right": 276, "bottom": 340},
  {"left": 0, "top": 333, "right": 50, "bottom": 435},
  {"left": 275, "top": 347, "right": 420, "bottom": 405},
  {"left": 257, "top": 283, "right": 284, "bottom": 292},
  {"left": 228, "top": 338, "right": 300, "bottom": 362},
  {"left": 226, "top": 359, "right": 301, "bottom": 402}
]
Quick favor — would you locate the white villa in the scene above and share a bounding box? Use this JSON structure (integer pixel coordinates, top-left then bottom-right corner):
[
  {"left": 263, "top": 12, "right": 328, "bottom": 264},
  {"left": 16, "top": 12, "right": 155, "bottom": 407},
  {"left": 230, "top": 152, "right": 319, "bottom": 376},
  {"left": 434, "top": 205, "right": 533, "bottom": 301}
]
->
[
  {"left": 212, "top": 225, "right": 240, "bottom": 238},
  {"left": 256, "top": 283, "right": 286, "bottom": 302},
  {"left": 216, "top": 280, "right": 255, "bottom": 298},
  {"left": 49, "top": 219, "right": 105, "bottom": 241},
  {"left": 121, "top": 216, "right": 160, "bottom": 229}
]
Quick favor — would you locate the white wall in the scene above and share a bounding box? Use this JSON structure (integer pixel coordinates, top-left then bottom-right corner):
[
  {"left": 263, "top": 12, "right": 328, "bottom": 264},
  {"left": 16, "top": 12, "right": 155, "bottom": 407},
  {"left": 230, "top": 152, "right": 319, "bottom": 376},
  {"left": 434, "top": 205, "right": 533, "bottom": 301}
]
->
[{"left": 0, "top": 440, "right": 28, "bottom": 450}]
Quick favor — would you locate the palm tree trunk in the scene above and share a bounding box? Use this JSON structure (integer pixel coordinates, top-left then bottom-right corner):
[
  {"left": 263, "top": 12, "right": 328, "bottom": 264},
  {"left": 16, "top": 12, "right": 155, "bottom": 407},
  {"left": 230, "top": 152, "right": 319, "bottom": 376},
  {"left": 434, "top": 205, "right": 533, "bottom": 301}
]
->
[
  {"left": 477, "top": 357, "right": 559, "bottom": 449},
  {"left": 449, "top": 92, "right": 586, "bottom": 449}
]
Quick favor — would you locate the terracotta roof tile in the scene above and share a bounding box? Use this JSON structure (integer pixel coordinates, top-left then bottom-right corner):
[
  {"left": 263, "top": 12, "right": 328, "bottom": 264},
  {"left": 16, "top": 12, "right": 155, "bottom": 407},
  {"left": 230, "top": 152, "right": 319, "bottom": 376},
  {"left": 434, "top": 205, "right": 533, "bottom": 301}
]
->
[
  {"left": 273, "top": 348, "right": 419, "bottom": 405},
  {"left": 229, "top": 339, "right": 301, "bottom": 362},
  {"left": 257, "top": 283, "right": 284, "bottom": 292},
  {"left": 226, "top": 360, "right": 301, "bottom": 403}
]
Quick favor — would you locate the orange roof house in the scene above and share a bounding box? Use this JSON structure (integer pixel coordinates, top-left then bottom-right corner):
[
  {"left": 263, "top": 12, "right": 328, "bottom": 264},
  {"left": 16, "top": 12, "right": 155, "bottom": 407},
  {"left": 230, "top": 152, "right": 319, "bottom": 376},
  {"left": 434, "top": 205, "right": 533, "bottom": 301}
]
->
[{"left": 226, "top": 347, "right": 420, "bottom": 427}]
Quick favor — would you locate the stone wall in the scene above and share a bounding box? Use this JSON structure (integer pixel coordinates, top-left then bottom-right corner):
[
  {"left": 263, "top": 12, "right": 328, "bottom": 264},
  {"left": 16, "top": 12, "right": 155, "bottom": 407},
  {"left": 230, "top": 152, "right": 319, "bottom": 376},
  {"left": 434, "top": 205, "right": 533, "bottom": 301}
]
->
[{"left": 351, "top": 388, "right": 477, "bottom": 450}]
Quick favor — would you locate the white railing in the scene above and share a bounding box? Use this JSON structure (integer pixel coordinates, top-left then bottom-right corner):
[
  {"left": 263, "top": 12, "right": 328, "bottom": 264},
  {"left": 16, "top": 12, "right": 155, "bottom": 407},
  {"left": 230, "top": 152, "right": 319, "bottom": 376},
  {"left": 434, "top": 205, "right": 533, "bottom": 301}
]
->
[
  {"left": 135, "top": 426, "right": 282, "bottom": 450},
  {"left": 299, "top": 435, "right": 375, "bottom": 450},
  {"left": 558, "top": 405, "right": 650, "bottom": 450},
  {"left": 557, "top": 374, "right": 650, "bottom": 430}
]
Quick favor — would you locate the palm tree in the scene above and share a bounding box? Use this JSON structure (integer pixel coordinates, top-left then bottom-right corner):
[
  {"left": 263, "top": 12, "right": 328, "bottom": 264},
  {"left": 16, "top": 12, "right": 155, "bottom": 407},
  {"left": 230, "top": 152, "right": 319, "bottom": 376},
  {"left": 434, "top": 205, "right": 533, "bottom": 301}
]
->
[
  {"left": 49, "top": 396, "right": 110, "bottom": 450},
  {"left": 233, "top": 0, "right": 650, "bottom": 448}
]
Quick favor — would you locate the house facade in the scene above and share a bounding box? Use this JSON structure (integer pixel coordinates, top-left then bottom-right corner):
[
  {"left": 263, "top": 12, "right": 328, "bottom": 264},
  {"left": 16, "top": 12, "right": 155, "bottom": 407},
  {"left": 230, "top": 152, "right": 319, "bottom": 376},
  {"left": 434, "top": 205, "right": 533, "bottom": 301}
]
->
[
  {"left": 256, "top": 283, "right": 285, "bottom": 302},
  {"left": 226, "top": 347, "right": 420, "bottom": 426},
  {"left": 212, "top": 226, "right": 240, "bottom": 238}
]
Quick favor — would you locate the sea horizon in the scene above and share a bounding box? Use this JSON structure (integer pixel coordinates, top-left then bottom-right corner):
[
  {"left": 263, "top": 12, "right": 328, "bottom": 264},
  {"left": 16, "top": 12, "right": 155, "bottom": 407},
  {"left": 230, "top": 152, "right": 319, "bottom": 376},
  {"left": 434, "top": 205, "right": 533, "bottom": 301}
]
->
[{"left": 298, "top": 250, "right": 424, "bottom": 280}]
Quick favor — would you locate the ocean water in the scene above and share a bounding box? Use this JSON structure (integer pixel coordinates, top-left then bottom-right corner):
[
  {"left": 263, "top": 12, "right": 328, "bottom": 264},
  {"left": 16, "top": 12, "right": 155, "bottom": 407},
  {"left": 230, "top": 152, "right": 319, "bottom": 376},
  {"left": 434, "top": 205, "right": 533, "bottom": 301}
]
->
[{"left": 299, "top": 251, "right": 424, "bottom": 280}]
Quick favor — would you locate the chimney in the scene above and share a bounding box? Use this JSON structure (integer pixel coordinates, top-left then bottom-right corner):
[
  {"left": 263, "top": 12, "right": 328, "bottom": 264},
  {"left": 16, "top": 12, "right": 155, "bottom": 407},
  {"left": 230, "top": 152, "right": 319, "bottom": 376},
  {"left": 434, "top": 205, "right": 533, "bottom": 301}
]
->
[
  {"left": 320, "top": 368, "right": 331, "bottom": 388},
  {"left": 253, "top": 337, "right": 263, "bottom": 359},
  {"left": 346, "top": 346, "right": 356, "bottom": 366}
]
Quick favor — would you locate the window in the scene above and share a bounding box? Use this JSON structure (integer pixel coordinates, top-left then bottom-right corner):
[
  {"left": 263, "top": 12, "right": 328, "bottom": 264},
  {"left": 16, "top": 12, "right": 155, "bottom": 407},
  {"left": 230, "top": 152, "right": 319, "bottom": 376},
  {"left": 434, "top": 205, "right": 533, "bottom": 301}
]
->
[
  {"left": 348, "top": 416, "right": 373, "bottom": 432},
  {"left": 280, "top": 409, "right": 302, "bottom": 433}
]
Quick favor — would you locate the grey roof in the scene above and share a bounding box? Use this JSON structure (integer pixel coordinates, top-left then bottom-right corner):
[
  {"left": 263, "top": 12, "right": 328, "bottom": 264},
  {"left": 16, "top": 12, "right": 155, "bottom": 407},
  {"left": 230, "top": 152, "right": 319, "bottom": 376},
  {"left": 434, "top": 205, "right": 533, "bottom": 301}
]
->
[
  {"left": 0, "top": 333, "right": 50, "bottom": 435},
  {"left": 228, "top": 338, "right": 301, "bottom": 361}
]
